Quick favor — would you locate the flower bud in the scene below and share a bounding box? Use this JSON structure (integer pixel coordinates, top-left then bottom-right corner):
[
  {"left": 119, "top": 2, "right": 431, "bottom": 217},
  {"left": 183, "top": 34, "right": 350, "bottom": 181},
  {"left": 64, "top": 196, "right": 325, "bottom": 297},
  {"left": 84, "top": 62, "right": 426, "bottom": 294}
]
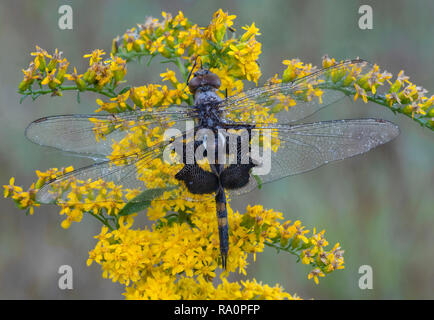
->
[
  {"left": 291, "top": 237, "right": 301, "bottom": 249},
  {"left": 18, "top": 79, "right": 32, "bottom": 92},
  {"left": 75, "top": 77, "right": 87, "bottom": 91},
  {"left": 342, "top": 74, "right": 354, "bottom": 86},
  {"left": 83, "top": 69, "right": 96, "bottom": 84},
  {"left": 56, "top": 62, "right": 69, "bottom": 84},
  {"left": 402, "top": 105, "right": 413, "bottom": 115},
  {"left": 37, "top": 56, "right": 46, "bottom": 72},
  {"left": 113, "top": 69, "right": 126, "bottom": 84},
  {"left": 129, "top": 87, "right": 143, "bottom": 107},
  {"left": 332, "top": 69, "right": 345, "bottom": 83},
  {"left": 133, "top": 41, "right": 142, "bottom": 52},
  {"left": 111, "top": 36, "right": 120, "bottom": 55},
  {"left": 46, "top": 59, "right": 58, "bottom": 72},
  {"left": 215, "top": 26, "right": 226, "bottom": 43},
  {"left": 159, "top": 47, "right": 172, "bottom": 59},
  {"left": 390, "top": 80, "right": 402, "bottom": 93},
  {"left": 282, "top": 66, "right": 295, "bottom": 83}
]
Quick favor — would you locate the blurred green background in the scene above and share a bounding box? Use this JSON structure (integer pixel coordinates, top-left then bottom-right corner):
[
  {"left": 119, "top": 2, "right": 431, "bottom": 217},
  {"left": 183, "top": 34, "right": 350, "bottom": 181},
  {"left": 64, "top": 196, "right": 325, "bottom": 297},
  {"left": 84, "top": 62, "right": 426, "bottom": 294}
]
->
[{"left": 0, "top": 0, "right": 433, "bottom": 299}]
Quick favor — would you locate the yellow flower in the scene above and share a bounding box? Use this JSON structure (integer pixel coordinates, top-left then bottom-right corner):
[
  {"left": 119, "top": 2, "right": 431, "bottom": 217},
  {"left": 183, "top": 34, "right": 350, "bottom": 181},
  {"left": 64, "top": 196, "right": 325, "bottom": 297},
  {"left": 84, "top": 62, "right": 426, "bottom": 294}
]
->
[
  {"left": 160, "top": 68, "right": 178, "bottom": 85},
  {"left": 83, "top": 49, "right": 106, "bottom": 65},
  {"left": 19, "top": 61, "right": 40, "bottom": 91},
  {"left": 204, "top": 9, "right": 237, "bottom": 42},
  {"left": 293, "top": 220, "right": 309, "bottom": 244},
  {"left": 4, "top": 177, "right": 23, "bottom": 197},
  {"left": 240, "top": 23, "right": 261, "bottom": 41},
  {"left": 108, "top": 54, "right": 127, "bottom": 84},
  {"left": 46, "top": 48, "right": 63, "bottom": 72},
  {"left": 95, "top": 91, "right": 130, "bottom": 112},
  {"left": 354, "top": 83, "right": 368, "bottom": 103},
  {"left": 31, "top": 45, "right": 52, "bottom": 71},
  {"left": 66, "top": 67, "right": 86, "bottom": 90},
  {"left": 301, "top": 247, "right": 318, "bottom": 265},
  {"left": 169, "top": 83, "right": 189, "bottom": 104},
  {"left": 322, "top": 54, "right": 336, "bottom": 68},
  {"left": 308, "top": 268, "right": 325, "bottom": 284},
  {"left": 41, "top": 68, "right": 61, "bottom": 89}
]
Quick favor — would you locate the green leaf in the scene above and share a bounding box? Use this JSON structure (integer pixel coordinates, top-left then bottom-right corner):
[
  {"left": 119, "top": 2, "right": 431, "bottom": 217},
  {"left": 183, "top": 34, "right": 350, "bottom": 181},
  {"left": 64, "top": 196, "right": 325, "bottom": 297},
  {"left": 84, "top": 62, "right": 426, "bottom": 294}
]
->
[
  {"left": 160, "top": 59, "right": 177, "bottom": 64},
  {"left": 118, "top": 86, "right": 131, "bottom": 95},
  {"left": 146, "top": 54, "right": 156, "bottom": 66},
  {"left": 118, "top": 186, "right": 177, "bottom": 216},
  {"left": 253, "top": 174, "right": 263, "bottom": 189},
  {"left": 19, "top": 95, "right": 28, "bottom": 104},
  {"left": 76, "top": 91, "right": 81, "bottom": 104},
  {"left": 33, "top": 94, "right": 43, "bottom": 101}
]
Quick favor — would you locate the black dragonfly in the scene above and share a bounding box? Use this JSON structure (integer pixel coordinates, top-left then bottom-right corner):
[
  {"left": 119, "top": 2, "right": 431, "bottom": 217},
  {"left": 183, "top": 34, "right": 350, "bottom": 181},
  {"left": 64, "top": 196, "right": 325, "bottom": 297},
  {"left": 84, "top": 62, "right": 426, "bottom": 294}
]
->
[{"left": 25, "top": 59, "right": 400, "bottom": 268}]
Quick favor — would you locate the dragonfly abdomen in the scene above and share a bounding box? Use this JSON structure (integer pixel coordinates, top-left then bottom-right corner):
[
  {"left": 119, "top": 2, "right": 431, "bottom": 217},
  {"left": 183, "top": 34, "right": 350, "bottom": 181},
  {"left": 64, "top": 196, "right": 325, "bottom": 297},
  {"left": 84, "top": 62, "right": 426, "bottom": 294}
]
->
[{"left": 215, "top": 186, "right": 229, "bottom": 269}]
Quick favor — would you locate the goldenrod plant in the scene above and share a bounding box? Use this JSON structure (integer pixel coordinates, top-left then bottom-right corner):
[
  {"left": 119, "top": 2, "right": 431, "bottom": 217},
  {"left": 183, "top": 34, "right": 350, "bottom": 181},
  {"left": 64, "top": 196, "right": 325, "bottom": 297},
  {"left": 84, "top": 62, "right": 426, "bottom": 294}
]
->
[{"left": 5, "top": 10, "right": 433, "bottom": 299}]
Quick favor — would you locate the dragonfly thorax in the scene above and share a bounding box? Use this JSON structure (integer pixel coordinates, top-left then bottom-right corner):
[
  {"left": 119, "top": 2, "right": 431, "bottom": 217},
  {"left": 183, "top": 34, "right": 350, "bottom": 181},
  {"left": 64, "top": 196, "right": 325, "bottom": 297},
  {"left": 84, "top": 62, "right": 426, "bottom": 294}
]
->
[{"left": 196, "top": 103, "right": 223, "bottom": 128}]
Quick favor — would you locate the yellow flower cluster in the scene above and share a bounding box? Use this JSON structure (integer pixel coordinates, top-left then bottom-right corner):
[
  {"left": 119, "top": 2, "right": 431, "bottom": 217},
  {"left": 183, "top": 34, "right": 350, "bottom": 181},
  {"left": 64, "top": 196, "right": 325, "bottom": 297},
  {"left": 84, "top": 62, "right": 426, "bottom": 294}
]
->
[
  {"left": 113, "top": 9, "right": 261, "bottom": 96},
  {"left": 5, "top": 167, "right": 342, "bottom": 296},
  {"left": 83, "top": 203, "right": 342, "bottom": 299},
  {"left": 3, "top": 167, "right": 75, "bottom": 215},
  {"left": 262, "top": 55, "right": 434, "bottom": 129},
  {"left": 3, "top": 177, "right": 39, "bottom": 215},
  {"left": 19, "top": 46, "right": 127, "bottom": 100},
  {"left": 124, "top": 276, "right": 298, "bottom": 300}
]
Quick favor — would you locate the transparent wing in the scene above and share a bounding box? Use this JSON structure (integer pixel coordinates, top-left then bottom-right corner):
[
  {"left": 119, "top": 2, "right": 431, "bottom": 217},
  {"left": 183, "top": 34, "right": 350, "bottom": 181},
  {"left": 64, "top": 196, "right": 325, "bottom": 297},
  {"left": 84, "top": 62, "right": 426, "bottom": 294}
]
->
[
  {"left": 227, "top": 118, "right": 400, "bottom": 196},
  {"left": 220, "top": 59, "right": 373, "bottom": 124},
  {"left": 36, "top": 134, "right": 215, "bottom": 205},
  {"left": 25, "top": 106, "right": 197, "bottom": 157}
]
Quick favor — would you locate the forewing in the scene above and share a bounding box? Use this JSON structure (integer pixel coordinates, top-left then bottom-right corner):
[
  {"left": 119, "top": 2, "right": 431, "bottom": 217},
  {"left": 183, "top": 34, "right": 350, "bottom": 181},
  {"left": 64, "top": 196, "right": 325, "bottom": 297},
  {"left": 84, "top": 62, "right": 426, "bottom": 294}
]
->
[
  {"left": 227, "top": 119, "right": 400, "bottom": 196},
  {"left": 25, "top": 106, "right": 197, "bottom": 157},
  {"left": 220, "top": 59, "right": 373, "bottom": 125}
]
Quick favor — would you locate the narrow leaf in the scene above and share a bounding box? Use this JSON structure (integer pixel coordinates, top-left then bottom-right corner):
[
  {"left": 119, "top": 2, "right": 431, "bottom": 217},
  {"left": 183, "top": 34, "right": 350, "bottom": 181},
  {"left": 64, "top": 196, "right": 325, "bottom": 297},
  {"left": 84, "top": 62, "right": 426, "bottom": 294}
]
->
[
  {"left": 19, "top": 95, "right": 28, "bottom": 104},
  {"left": 119, "top": 86, "right": 131, "bottom": 95},
  {"left": 118, "top": 186, "right": 177, "bottom": 216},
  {"left": 253, "top": 174, "right": 263, "bottom": 189}
]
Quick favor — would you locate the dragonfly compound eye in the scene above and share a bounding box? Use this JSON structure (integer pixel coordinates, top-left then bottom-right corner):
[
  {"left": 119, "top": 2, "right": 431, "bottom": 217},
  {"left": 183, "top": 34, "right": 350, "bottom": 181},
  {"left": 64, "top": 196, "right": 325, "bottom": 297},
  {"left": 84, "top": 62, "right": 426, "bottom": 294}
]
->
[
  {"left": 188, "top": 76, "right": 201, "bottom": 94},
  {"left": 189, "top": 70, "right": 221, "bottom": 93},
  {"left": 205, "top": 72, "right": 221, "bottom": 90}
]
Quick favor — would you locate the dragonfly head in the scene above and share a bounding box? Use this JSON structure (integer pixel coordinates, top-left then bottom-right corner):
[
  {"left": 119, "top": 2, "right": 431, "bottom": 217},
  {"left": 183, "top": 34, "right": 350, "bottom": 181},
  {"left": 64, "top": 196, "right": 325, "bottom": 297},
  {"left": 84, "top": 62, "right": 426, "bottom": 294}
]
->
[{"left": 188, "top": 69, "right": 221, "bottom": 94}]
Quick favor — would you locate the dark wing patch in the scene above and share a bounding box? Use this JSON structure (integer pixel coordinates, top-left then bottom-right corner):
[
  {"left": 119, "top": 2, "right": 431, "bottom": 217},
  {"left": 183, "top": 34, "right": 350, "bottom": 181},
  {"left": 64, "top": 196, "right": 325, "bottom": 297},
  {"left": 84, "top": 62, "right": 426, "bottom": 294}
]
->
[{"left": 175, "top": 164, "right": 219, "bottom": 194}]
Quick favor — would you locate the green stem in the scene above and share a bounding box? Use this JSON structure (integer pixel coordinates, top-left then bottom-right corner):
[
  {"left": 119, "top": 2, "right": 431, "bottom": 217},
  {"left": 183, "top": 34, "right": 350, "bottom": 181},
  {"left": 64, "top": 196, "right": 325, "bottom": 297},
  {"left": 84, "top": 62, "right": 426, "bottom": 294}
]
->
[
  {"left": 116, "top": 51, "right": 149, "bottom": 62},
  {"left": 174, "top": 57, "right": 188, "bottom": 82},
  {"left": 264, "top": 241, "right": 299, "bottom": 257},
  {"left": 20, "top": 85, "right": 117, "bottom": 99},
  {"left": 87, "top": 211, "right": 114, "bottom": 231}
]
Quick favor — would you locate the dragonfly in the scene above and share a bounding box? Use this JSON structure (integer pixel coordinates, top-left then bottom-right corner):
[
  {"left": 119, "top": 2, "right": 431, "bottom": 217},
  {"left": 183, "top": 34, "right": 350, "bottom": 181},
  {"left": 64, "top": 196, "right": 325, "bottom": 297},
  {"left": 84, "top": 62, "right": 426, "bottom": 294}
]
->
[{"left": 25, "top": 59, "right": 400, "bottom": 268}]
